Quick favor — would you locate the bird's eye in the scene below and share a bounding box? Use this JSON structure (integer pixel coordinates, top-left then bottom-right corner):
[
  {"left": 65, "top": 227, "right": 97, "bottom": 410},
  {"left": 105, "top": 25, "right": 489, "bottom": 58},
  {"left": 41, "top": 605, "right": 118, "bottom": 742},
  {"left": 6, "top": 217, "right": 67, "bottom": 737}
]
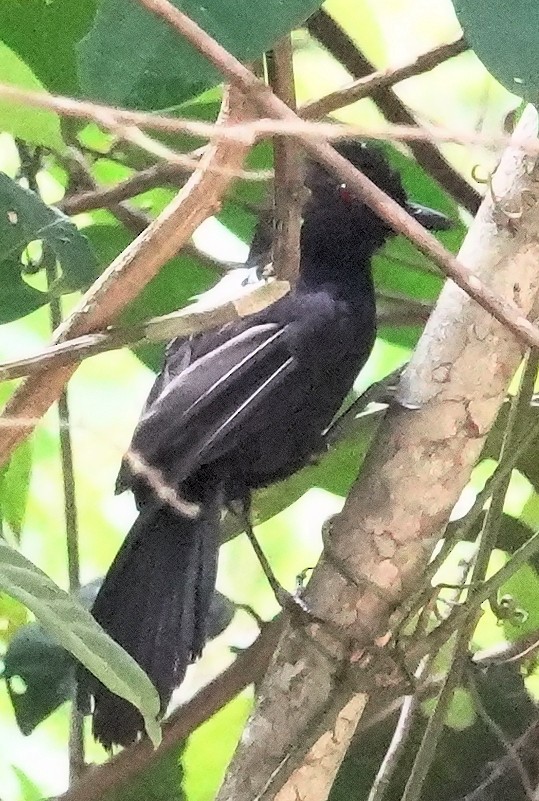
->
[{"left": 338, "top": 183, "right": 355, "bottom": 204}]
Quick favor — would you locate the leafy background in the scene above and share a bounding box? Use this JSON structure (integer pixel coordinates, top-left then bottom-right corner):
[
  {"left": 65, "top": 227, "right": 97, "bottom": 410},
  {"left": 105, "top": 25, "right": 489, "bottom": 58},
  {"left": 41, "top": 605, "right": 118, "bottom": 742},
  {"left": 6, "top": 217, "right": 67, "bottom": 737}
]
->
[{"left": 1, "top": 0, "right": 538, "bottom": 799}]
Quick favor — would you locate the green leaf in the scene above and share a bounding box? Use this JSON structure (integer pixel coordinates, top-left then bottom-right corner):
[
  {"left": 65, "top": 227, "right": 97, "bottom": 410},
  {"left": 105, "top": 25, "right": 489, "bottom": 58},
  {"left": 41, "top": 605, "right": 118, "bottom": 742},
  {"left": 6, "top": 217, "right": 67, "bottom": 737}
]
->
[
  {"left": 182, "top": 693, "right": 252, "bottom": 801},
  {"left": 0, "top": 0, "right": 97, "bottom": 96},
  {"left": 2, "top": 580, "right": 232, "bottom": 734},
  {"left": 0, "top": 44, "right": 65, "bottom": 152},
  {"left": 452, "top": 0, "right": 539, "bottom": 103},
  {"left": 12, "top": 767, "right": 43, "bottom": 801},
  {"left": 3, "top": 622, "right": 74, "bottom": 735},
  {"left": 78, "top": 0, "right": 326, "bottom": 108},
  {"left": 444, "top": 687, "right": 476, "bottom": 731},
  {"left": 0, "top": 436, "right": 32, "bottom": 539},
  {"left": 105, "top": 745, "right": 186, "bottom": 801},
  {"left": 0, "top": 541, "right": 161, "bottom": 745},
  {"left": 0, "top": 173, "right": 98, "bottom": 321}
]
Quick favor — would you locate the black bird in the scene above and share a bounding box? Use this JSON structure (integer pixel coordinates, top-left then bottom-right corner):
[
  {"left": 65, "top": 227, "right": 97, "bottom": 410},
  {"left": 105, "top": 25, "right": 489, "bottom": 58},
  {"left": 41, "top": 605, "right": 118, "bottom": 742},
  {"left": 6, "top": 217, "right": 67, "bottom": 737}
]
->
[{"left": 81, "top": 141, "right": 450, "bottom": 748}]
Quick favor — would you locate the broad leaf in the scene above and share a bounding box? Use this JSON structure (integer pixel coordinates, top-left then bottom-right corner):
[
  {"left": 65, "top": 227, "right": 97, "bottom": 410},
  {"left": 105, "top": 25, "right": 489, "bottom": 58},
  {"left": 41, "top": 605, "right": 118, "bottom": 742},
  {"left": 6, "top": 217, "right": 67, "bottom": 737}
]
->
[
  {"left": 2, "top": 581, "right": 234, "bottom": 733},
  {"left": 0, "top": 0, "right": 97, "bottom": 96},
  {"left": 3, "top": 622, "right": 74, "bottom": 735},
  {"left": 78, "top": 0, "right": 326, "bottom": 108},
  {"left": 0, "top": 44, "right": 65, "bottom": 152},
  {"left": 0, "top": 437, "right": 32, "bottom": 539},
  {"left": 0, "top": 173, "right": 98, "bottom": 321},
  {"left": 0, "top": 542, "right": 161, "bottom": 745},
  {"left": 452, "top": 0, "right": 539, "bottom": 103}
]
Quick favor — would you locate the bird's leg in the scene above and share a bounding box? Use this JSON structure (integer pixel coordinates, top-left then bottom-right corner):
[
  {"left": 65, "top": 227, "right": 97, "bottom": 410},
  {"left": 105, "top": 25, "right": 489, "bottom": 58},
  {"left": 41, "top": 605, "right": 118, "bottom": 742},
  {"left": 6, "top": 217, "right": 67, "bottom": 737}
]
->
[{"left": 234, "top": 495, "right": 308, "bottom": 614}]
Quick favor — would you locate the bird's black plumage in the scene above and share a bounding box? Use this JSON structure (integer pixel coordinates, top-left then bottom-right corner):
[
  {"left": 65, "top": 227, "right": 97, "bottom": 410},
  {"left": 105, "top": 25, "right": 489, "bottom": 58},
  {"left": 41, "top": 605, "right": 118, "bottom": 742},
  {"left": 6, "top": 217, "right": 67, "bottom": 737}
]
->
[{"left": 81, "top": 142, "right": 449, "bottom": 748}]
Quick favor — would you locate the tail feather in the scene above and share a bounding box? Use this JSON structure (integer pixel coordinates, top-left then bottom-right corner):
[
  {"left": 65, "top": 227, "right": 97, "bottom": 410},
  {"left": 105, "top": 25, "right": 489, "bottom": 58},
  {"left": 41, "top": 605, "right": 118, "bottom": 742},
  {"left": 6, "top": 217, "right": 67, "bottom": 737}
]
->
[{"left": 79, "top": 501, "right": 219, "bottom": 749}]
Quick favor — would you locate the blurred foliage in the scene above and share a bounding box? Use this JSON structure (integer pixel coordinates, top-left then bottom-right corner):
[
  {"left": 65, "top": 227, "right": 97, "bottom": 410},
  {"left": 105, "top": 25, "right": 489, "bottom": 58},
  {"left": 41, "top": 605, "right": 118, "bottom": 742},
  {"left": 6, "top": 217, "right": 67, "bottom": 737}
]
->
[
  {"left": 0, "top": 1, "right": 538, "bottom": 801},
  {"left": 452, "top": 0, "right": 539, "bottom": 105},
  {"left": 333, "top": 662, "right": 539, "bottom": 801},
  {"left": 0, "top": 173, "right": 98, "bottom": 320}
]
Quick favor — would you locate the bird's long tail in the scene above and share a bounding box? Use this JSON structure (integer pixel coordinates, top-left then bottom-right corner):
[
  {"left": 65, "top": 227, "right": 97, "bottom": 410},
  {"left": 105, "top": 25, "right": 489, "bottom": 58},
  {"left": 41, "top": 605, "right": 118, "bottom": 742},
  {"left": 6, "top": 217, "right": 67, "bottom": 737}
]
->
[{"left": 79, "top": 501, "right": 220, "bottom": 748}]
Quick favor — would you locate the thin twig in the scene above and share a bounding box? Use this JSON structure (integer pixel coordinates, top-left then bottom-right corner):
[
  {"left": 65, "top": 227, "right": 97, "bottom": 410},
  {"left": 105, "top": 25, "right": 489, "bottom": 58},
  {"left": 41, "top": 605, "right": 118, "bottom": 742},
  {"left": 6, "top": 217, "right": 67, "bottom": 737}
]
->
[
  {"left": 133, "top": 0, "right": 539, "bottom": 354},
  {"left": 401, "top": 628, "right": 469, "bottom": 801},
  {"left": 473, "top": 351, "right": 539, "bottom": 581},
  {"left": 0, "top": 281, "right": 289, "bottom": 382},
  {"left": 58, "top": 163, "right": 188, "bottom": 215},
  {"left": 401, "top": 349, "right": 539, "bottom": 801},
  {"left": 427, "top": 528, "right": 539, "bottom": 655},
  {"left": 4, "top": 83, "right": 539, "bottom": 155},
  {"left": 57, "top": 147, "right": 152, "bottom": 235},
  {"left": 306, "top": 10, "right": 480, "bottom": 214},
  {"left": 59, "top": 148, "right": 225, "bottom": 272},
  {"left": 19, "top": 141, "right": 86, "bottom": 782},
  {"left": 0, "top": 86, "right": 253, "bottom": 465},
  {"left": 301, "top": 36, "right": 468, "bottom": 120},
  {"left": 62, "top": 38, "right": 467, "bottom": 216},
  {"left": 457, "top": 721, "right": 539, "bottom": 801},
  {"left": 50, "top": 281, "right": 85, "bottom": 787},
  {"left": 366, "top": 621, "right": 434, "bottom": 801},
  {"left": 447, "top": 418, "right": 539, "bottom": 543},
  {"left": 465, "top": 666, "right": 535, "bottom": 800},
  {"left": 0, "top": 288, "right": 423, "bottom": 383}
]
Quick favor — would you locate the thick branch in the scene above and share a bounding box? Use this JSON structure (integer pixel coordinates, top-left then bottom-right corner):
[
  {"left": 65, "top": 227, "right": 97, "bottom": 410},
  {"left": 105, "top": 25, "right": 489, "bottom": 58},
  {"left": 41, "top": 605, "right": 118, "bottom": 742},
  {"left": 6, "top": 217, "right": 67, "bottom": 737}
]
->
[
  {"left": 0, "top": 86, "right": 253, "bottom": 464},
  {"left": 216, "top": 107, "right": 539, "bottom": 801}
]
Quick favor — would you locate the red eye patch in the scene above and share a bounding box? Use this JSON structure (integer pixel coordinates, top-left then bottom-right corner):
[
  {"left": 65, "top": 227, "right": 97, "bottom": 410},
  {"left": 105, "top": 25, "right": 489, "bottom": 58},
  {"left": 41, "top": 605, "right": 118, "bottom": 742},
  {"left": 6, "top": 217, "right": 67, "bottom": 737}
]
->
[{"left": 338, "top": 183, "right": 355, "bottom": 204}]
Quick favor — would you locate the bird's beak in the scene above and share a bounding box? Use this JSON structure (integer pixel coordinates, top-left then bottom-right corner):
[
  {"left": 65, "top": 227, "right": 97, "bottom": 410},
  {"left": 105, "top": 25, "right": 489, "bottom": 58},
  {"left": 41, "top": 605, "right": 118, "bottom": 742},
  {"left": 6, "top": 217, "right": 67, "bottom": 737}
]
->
[{"left": 405, "top": 201, "right": 453, "bottom": 231}]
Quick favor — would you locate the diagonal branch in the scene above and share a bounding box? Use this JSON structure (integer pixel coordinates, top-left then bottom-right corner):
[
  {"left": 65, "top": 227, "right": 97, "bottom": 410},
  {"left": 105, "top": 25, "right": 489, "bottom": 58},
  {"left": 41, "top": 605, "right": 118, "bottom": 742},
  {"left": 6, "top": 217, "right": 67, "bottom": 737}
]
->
[
  {"left": 0, "top": 281, "right": 289, "bottom": 382},
  {"left": 214, "top": 106, "right": 539, "bottom": 801},
  {"left": 134, "top": 0, "right": 539, "bottom": 352},
  {"left": 300, "top": 36, "right": 468, "bottom": 121},
  {"left": 306, "top": 10, "right": 480, "bottom": 214},
  {"left": 58, "top": 162, "right": 190, "bottom": 215},
  {"left": 0, "top": 85, "right": 253, "bottom": 465},
  {"left": 56, "top": 619, "right": 283, "bottom": 801}
]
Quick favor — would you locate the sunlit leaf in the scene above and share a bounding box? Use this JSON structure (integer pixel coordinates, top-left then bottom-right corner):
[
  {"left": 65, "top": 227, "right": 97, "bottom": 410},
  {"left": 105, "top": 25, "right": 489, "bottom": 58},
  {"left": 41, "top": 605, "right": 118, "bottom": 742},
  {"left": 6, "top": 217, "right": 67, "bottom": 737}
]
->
[{"left": 0, "top": 44, "right": 65, "bottom": 152}]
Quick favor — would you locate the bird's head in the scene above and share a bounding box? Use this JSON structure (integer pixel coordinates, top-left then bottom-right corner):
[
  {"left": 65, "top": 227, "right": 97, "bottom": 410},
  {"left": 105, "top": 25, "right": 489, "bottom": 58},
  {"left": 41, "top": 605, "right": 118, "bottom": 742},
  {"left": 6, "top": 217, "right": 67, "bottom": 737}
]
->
[{"left": 301, "top": 140, "right": 451, "bottom": 267}]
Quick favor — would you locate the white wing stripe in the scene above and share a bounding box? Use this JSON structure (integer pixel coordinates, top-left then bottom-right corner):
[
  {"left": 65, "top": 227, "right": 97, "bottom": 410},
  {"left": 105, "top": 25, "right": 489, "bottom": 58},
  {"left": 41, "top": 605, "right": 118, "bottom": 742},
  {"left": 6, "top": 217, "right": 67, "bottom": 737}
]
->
[{"left": 194, "top": 356, "right": 295, "bottom": 458}]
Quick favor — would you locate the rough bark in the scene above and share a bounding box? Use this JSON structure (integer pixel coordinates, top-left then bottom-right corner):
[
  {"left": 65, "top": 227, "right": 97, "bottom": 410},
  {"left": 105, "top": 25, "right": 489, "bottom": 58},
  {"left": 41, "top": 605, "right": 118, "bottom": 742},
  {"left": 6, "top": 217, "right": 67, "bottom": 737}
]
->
[{"left": 216, "top": 106, "right": 539, "bottom": 801}]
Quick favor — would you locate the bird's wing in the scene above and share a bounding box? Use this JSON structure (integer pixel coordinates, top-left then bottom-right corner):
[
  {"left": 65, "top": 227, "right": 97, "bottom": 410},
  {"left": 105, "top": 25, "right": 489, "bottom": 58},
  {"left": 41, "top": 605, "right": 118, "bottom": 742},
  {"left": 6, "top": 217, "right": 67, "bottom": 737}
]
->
[{"left": 120, "top": 320, "right": 300, "bottom": 491}]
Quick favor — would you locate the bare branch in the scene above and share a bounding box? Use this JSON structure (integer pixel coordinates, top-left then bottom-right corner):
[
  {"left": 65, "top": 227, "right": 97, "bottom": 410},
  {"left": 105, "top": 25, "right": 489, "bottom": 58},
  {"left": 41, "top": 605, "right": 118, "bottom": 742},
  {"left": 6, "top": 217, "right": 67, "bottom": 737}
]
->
[
  {"left": 0, "top": 281, "right": 289, "bottom": 382},
  {"left": 4, "top": 82, "right": 539, "bottom": 156},
  {"left": 132, "top": 0, "right": 539, "bottom": 354},
  {"left": 215, "top": 105, "right": 539, "bottom": 801},
  {"left": 301, "top": 36, "right": 468, "bottom": 121},
  {"left": 56, "top": 619, "right": 283, "bottom": 801},
  {"left": 306, "top": 10, "right": 480, "bottom": 214},
  {"left": 58, "top": 163, "right": 189, "bottom": 215},
  {"left": 0, "top": 85, "right": 253, "bottom": 464}
]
